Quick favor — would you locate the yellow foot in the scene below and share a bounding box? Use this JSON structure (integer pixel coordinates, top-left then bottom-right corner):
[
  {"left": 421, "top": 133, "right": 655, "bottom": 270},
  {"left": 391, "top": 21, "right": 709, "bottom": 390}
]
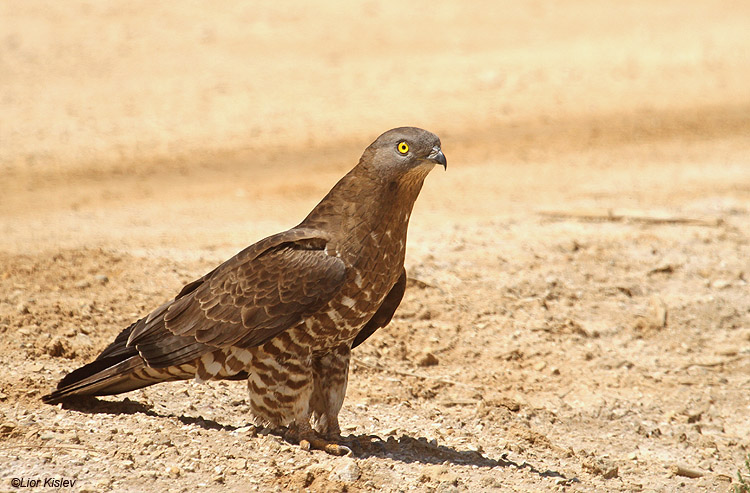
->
[
  {"left": 299, "top": 436, "right": 352, "bottom": 456},
  {"left": 282, "top": 427, "right": 352, "bottom": 456}
]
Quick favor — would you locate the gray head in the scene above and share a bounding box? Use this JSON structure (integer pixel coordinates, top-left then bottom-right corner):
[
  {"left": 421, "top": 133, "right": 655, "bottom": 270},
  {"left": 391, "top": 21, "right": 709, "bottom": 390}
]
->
[{"left": 359, "top": 127, "right": 447, "bottom": 179}]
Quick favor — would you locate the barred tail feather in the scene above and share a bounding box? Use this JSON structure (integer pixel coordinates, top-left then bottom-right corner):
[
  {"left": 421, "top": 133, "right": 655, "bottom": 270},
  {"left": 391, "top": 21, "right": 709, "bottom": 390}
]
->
[
  {"left": 42, "top": 322, "right": 196, "bottom": 404},
  {"left": 42, "top": 355, "right": 149, "bottom": 403}
]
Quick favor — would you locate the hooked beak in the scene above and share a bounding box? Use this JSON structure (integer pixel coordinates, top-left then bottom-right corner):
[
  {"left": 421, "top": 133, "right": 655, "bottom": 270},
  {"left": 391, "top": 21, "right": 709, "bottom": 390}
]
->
[{"left": 427, "top": 146, "right": 447, "bottom": 170}]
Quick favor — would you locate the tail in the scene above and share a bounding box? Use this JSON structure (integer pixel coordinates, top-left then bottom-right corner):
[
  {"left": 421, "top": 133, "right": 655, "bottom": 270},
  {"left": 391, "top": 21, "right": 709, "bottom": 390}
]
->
[{"left": 42, "top": 321, "right": 195, "bottom": 404}]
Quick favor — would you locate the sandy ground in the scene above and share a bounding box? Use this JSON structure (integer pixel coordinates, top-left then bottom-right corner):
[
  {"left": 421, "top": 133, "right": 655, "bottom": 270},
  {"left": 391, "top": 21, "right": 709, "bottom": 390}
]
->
[{"left": 2, "top": 1, "right": 750, "bottom": 491}]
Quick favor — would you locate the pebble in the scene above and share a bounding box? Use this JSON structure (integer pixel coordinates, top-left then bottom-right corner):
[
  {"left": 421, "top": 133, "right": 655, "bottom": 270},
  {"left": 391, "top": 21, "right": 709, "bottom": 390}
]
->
[
  {"left": 0, "top": 422, "right": 14, "bottom": 433},
  {"left": 672, "top": 464, "right": 704, "bottom": 478},
  {"left": 330, "top": 458, "right": 360, "bottom": 482},
  {"left": 711, "top": 279, "right": 732, "bottom": 289},
  {"left": 229, "top": 458, "right": 247, "bottom": 470},
  {"left": 437, "top": 483, "right": 459, "bottom": 493},
  {"left": 417, "top": 352, "right": 439, "bottom": 367}
]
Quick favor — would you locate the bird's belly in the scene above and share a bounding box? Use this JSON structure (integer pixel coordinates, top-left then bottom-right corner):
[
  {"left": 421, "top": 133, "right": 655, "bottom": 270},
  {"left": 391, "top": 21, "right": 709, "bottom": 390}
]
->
[{"left": 302, "top": 267, "right": 399, "bottom": 350}]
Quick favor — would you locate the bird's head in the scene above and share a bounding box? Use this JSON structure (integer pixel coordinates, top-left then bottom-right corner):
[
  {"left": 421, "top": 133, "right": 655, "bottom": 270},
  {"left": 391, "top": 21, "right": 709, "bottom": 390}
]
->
[{"left": 360, "top": 127, "right": 447, "bottom": 180}]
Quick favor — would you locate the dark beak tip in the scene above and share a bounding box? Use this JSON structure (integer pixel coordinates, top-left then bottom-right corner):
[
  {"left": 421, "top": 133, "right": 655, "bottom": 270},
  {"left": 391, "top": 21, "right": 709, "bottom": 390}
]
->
[
  {"left": 435, "top": 150, "right": 447, "bottom": 169},
  {"left": 426, "top": 147, "right": 447, "bottom": 169}
]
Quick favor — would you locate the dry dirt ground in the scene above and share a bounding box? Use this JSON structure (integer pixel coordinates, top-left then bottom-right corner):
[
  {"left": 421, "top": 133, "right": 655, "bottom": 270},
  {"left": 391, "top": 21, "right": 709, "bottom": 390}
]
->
[{"left": 2, "top": 2, "right": 750, "bottom": 492}]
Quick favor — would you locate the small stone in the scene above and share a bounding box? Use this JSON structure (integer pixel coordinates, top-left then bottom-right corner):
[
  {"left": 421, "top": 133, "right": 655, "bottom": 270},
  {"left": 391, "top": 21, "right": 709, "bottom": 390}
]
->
[
  {"left": 417, "top": 352, "right": 439, "bottom": 367},
  {"left": 671, "top": 464, "right": 704, "bottom": 478},
  {"left": 330, "top": 458, "right": 360, "bottom": 482},
  {"left": 16, "top": 303, "right": 29, "bottom": 314},
  {"left": 95, "top": 275, "right": 110, "bottom": 284},
  {"left": 167, "top": 465, "right": 181, "bottom": 478},
  {"left": 583, "top": 458, "right": 618, "bottom": 479},
  {"left": 234, "top": 425, "right": 255, "bottom": 435},
  {"left": 437, "top": 481, "right": 460, "bottom": 493},
  {"left": 468, "top": 443, "right": 484, "bottom": 453},
  {"left": 480, "top": 476, "right": 501, "bottom": 488},
  {"left": 648, "top": 296, "right": 668, "bottom": 328},
  {"left": 711, "top": 279, "right": 732, "bottom": 289},
  {"left": 0, "top": 422, "right": 16, "bottom": 434},
  {"left": 45, "top": 337, "right": 72, "bottom": 358}
]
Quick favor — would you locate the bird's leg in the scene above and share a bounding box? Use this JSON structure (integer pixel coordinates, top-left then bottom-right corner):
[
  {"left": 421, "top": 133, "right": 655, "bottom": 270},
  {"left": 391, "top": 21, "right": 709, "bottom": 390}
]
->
[
  {"left": 310, "top": 345, "right": 349, "bottom": 439},
  {"left": 305, "top": 346, "right": 387, "bottom": 455}
]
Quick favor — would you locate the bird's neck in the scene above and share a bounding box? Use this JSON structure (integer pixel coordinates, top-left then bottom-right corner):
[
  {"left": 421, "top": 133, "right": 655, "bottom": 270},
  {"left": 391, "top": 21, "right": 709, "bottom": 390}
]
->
[{"left": 299, "top": 165, "right": 430, "bottom": 260}]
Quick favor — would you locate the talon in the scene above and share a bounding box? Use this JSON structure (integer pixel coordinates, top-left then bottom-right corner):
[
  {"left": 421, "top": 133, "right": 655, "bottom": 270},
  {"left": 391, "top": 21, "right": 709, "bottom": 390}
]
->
[{"left": 326, "top": 444, "right": 352, "bottom": 456}]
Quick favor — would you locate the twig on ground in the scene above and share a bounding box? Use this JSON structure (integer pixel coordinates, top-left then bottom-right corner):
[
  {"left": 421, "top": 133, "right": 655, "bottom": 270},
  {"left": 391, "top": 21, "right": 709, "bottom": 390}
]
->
[
  {"left": 538, "top": 208, "right": 722, "bottom": 227},
  {"left": 680, "top": 355, "right": 744, "bottom": 371},
  {"left": 0, "top": 444, "right": 101, "bottom": 454}
]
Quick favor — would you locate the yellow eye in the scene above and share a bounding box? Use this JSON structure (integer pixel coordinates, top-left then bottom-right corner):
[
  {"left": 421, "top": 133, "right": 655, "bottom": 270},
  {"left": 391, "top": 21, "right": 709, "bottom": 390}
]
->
[{"left": 397, "top": 141, "right": 409, "bottom": 154}]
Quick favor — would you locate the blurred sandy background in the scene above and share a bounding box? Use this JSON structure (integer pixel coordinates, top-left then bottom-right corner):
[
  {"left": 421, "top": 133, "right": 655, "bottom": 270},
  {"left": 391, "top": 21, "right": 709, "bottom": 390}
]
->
[
  {"left": 3, "top": 1, "right": 748, "bottom": 175},
  {"left": 3, "top": 0, "right": 749, "bottom": 254}
]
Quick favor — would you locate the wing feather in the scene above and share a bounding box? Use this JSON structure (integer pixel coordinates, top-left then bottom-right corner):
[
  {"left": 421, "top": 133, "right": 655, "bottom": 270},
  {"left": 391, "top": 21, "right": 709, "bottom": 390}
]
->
[
  {"left": 126, "top": 228, "right": 346, "bottom": 368},
  {"left": 351, "top": 268, "right": 406, "bottom": 349}
]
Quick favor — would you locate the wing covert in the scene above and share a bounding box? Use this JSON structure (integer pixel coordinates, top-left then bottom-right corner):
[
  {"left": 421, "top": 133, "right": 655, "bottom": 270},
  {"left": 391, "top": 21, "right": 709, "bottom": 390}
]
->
[{"left": 127, "top": 229, "right": 346, "bottom": 367}]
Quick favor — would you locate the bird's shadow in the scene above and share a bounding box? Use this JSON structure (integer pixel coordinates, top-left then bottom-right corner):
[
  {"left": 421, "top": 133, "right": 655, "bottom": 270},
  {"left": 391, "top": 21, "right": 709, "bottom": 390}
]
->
[
  {"left": 59, "top": 397, "right": 576, "bottom": 484},
  {"left": 58, "top": 396, "right": 241, "bottom": 432},
  {"left": 337, "top": 434, "right": 576, "bottom": 484}
]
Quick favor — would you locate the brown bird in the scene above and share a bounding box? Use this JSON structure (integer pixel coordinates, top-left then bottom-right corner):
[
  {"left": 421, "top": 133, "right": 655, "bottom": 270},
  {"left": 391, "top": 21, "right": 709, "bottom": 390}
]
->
[{"left": 43, "top": 127, "right": 446, "bottom": 454}]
